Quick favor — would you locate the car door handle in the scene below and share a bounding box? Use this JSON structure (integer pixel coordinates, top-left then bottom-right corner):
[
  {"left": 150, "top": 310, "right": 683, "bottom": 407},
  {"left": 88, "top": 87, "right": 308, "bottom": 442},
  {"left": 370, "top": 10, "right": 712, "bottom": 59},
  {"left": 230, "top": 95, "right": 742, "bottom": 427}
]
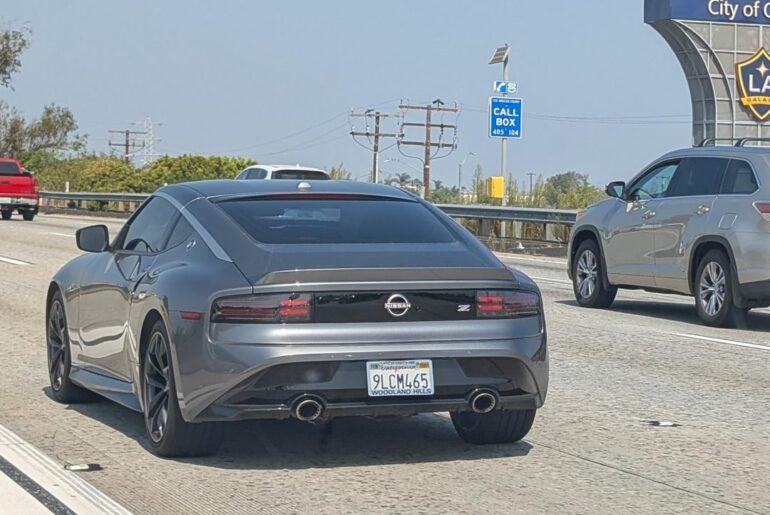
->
[
  {"left": 696, "top": 205, "right": 711, "bottom": 215},
  {"left": 643, "top": 210, "right": 656, "bottom": 220}
]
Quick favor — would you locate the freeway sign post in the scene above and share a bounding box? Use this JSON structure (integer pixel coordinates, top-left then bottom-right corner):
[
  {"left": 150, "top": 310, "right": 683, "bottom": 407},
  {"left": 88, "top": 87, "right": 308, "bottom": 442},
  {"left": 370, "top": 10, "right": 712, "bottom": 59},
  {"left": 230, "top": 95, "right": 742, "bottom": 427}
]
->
[{"left": 489, "top": 97, "right": 522, "bottom": 139}]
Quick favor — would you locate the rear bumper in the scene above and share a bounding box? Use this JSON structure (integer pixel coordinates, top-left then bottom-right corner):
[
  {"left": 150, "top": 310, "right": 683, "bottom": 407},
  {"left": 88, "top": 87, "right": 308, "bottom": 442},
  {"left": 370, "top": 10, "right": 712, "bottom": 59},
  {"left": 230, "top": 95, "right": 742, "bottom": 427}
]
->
[
  {"left": 0, "top": 196, "right": 38, "bottom": 210},
  {"left": 170, "top": 320, "right": 548, "bottom": 423}
]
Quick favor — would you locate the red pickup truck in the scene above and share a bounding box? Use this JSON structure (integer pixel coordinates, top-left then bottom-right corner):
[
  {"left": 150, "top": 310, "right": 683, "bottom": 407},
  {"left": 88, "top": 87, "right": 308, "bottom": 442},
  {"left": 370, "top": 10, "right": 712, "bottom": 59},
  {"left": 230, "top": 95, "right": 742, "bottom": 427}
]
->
[{"left": 0, "top": 157, "right": 39, "bottom": 221}]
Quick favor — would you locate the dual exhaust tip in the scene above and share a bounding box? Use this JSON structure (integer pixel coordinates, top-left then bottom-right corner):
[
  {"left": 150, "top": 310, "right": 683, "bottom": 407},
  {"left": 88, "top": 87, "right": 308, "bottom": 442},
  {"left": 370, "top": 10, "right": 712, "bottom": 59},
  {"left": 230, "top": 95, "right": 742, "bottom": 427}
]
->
[
  {"left": 291, "top": 395, "right": 325, "bottom": 422},
  {"left": 291, "top": 388, "right": 499, "bottom": 421},
  {"left": 469, "top": 388, "right": 499, "bottom": 414}
]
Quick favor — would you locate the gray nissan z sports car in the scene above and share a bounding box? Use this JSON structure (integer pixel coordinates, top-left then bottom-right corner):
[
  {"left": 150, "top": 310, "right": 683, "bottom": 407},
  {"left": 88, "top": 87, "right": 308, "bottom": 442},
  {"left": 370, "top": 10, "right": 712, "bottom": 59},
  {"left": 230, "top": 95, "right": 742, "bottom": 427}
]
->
[{"left": 46, "top": 179, "right": 549, "bottom": 456}]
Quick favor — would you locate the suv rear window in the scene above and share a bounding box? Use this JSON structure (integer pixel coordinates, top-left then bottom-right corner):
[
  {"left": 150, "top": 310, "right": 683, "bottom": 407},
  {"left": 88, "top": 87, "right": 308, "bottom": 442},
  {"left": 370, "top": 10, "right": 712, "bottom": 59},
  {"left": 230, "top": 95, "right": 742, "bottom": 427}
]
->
[
  {"left": 218, "top": 198, "right": 455, "bottom": 244},
  {"left": 272, "top": 170, "right": 329, "bottom": 180},
  {"left": 721, "top": 160, "right": 758, "bottom": 194},
  {"left": 0, "top": 162, "right": 20, "bottom": 176}
]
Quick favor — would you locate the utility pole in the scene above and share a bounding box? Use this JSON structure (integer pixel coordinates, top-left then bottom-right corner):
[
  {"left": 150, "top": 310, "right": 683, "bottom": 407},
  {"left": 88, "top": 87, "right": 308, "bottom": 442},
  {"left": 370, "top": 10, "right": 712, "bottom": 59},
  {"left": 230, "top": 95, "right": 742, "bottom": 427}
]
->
[
  {"left": 398, "top": 100, "right": 458, "bottom": 199},
  {"left": 527, "top": 172, "right": 536, "bottom": 195},
  {"left": 350, "top": 110, "right": 402, "bottom": 183},
  {"left": 108, "top": 129, "right": 145, "bottom": 164}
]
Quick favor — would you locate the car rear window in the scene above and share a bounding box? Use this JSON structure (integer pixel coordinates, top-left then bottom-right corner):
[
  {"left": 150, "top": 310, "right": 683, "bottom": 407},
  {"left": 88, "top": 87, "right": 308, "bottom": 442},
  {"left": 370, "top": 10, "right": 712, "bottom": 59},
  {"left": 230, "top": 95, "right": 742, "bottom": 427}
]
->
[
  {"left": 218, "top": 198, "right": 456, "bottom": 244},
  {"left": 721, "top": 160, "right": 759, "bottom": 194},
  {"left": 0, "top": 162, "right": 20, "bottom": 176},
  {"left": 272, "top": 170, "right": 329, "bottom": 180}
]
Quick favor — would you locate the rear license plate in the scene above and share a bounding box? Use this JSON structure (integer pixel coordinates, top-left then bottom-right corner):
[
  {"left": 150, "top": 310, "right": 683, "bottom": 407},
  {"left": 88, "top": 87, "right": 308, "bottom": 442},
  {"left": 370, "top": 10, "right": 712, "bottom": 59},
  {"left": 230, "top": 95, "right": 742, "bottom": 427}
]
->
[{"left": 366, "top": 359, "right": 434, "bottom": 397}]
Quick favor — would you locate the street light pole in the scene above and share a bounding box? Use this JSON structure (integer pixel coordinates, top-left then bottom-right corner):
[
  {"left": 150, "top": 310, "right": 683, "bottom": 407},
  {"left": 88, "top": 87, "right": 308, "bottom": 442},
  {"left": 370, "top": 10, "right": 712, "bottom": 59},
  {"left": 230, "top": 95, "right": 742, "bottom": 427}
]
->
[{"left": 458, "top": 151, "right": 476, "bottom": 191}]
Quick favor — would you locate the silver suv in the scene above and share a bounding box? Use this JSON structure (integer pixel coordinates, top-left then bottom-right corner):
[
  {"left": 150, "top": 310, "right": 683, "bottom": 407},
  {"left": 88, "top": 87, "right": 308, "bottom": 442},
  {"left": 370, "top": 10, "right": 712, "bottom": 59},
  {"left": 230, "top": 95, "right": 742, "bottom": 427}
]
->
[{"left": 568, "top": 141, "right": 770, "bottom": 327}]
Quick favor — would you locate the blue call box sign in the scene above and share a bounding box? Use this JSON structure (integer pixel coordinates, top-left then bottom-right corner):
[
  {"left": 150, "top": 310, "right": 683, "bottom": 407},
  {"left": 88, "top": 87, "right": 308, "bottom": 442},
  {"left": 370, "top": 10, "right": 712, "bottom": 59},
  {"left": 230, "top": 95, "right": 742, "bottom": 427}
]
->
[{"left": 489, "top": 97, "right": 522, "bottom": 139}]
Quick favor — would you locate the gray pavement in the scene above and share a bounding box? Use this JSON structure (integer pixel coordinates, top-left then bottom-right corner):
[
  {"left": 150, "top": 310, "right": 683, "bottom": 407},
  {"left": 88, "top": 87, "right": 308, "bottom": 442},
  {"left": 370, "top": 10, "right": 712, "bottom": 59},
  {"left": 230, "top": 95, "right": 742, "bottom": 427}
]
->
[{"left": 0, "top": 214, "right": 768, "bottom": 514}]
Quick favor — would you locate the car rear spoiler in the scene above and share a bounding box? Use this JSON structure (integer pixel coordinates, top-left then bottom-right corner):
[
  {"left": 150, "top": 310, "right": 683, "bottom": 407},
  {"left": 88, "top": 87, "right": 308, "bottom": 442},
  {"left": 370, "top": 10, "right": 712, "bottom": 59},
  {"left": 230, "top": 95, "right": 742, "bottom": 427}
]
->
[{"left": 256, "top": 267, "right": 517, "bottom": 286}]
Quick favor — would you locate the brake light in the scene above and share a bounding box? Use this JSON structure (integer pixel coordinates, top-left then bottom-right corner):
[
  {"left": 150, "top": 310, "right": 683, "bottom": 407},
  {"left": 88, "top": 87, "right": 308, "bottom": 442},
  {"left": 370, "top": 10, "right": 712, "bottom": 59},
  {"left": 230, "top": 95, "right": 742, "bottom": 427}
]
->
[
  {"left": 212, "top": 293, "right": 312, "bottom": 323},
  {"left": 476, "top": 290, "right": 540, "bottom": 318},
  {"left": 753, "top": 202, "right": 770, "bottom": 221}
]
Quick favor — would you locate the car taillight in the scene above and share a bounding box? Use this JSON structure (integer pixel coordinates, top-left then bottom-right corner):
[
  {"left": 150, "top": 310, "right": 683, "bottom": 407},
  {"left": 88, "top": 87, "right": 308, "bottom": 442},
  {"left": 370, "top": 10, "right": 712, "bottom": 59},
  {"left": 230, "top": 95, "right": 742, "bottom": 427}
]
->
[
  {"left": 476, "top": 290, "right": 540, "bottom": 318},
  {"left": 753, "top": 201, "right": 770, "bottom": 221},
  {"left": 212, "top": 293, "right": 312, "bottom": 323}
]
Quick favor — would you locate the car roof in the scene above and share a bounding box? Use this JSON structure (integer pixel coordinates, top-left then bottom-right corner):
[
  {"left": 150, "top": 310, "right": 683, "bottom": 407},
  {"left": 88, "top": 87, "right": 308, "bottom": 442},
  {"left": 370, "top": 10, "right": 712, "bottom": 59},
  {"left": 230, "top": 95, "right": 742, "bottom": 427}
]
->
[
  {"left": 162, "top": 179, "right": 417, "bottom": 202},
  {"left": 0, "top": 157, "right": 20, "bottom": 164},
  {"left": 242, "top": 164, "right": 327, "bottom": 173},
  {"left": 659, "top": 146, "right": 770, "bottom": 160}
]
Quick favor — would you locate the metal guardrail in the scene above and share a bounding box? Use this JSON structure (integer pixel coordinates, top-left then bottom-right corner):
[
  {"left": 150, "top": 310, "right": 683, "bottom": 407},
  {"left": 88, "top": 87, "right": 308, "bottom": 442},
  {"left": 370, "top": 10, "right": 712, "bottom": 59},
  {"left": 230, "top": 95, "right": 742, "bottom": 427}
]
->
[
  {"left": 41, "top": 191, "right": 149, "bottom": 203},
  {"left": 40, "top": 192, "right": 578, "bottom": 228},
  {"left": 436, "top": 204, "right": 577, "bottom": 226}
]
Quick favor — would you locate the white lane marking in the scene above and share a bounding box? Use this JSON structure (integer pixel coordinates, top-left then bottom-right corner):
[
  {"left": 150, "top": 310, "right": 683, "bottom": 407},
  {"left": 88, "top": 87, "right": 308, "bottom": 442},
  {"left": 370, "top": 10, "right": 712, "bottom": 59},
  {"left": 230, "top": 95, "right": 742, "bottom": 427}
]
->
[
  {"left": 672, "top": 333, "right": 770, "bottom": 352},
  {"left": 530, "top": 276, "right": 572, "bottom": 285},
  {"left": 0, "top": 255, "right": 31, "bottom": 266},
  {"left": 0, "top": 472, "right": 50, "bottom": 515},
  {"left": 496, "top": 253, "right": 567, "bottom": 265},
  {"left": 0, "top": 424, "right": 131, "bottom": 515},
  {"left": 48, "top": 232, "right": 75, "bottom": 238}
]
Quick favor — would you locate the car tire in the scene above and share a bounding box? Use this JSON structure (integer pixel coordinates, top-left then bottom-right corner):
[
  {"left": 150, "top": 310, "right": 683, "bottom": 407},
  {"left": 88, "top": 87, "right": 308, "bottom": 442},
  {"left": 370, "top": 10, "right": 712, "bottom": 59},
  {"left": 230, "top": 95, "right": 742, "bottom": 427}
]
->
[
  {"left": 572, "top": 240, "right": 617, "bottom": 308},
  {"left": 142, "top": 319, "right": 223, "bottom": 457},
  {"left": 695, "top": 249, "right": 745, "bottom": 328},
  {"left": 47, "top": 292, "right": 98, "bottom": 404},
  {"left": 450, "top": 409, "right": 535, "bottom": 445},
  {"left": 1, "top": 210, "right": 11, "bottom": 220},
  {"left": 21, "top": 211, "right": 35, "bottom": 221}
]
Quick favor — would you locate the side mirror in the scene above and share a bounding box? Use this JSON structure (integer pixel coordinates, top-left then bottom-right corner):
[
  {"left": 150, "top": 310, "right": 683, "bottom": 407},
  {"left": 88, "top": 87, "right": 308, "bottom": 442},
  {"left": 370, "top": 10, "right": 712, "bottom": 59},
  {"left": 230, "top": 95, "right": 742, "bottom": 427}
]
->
[
  {"left": 76, "top": 225, "right": 109, "bottom": 253},
  {"left": 605, "top": 181, "right": 626, "bottom": 199}
]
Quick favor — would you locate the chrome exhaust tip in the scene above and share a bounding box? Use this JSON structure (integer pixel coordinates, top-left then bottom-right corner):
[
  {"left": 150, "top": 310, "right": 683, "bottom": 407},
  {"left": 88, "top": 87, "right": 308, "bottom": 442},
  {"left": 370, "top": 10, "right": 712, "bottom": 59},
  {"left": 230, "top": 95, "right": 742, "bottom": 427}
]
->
[
  {"left": 292, "top": 396, "right": 325, "bottom": 422},
  {"left": 469, "top": 389, "right": 498, "bottom": 414}
]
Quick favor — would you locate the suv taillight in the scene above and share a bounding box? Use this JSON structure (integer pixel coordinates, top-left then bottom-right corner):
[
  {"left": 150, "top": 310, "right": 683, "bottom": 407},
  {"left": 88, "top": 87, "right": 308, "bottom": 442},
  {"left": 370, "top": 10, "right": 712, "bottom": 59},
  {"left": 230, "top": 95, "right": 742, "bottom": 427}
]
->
[
  {"left": 212, "top": 293, "right": 312, "bottom": 323},
  {"left": 476, "top": 290, "right": 540, "bottom": 318},
  {"left": 753, "top": 202, "right": 770, "bottom": 221}
]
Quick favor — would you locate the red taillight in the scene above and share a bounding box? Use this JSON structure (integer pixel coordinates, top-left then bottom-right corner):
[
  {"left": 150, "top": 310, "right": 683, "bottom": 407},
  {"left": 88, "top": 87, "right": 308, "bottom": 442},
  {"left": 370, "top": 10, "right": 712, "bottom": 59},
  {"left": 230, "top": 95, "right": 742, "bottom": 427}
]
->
[
  {"left": 476, "top": 290, "right": 540, "bottom": 318},
  {"left": 754, "top": 202, "right": 770, "bottom": 221},
  {"left": 212, "top": 293, "right": 311, "bottom": 323}
]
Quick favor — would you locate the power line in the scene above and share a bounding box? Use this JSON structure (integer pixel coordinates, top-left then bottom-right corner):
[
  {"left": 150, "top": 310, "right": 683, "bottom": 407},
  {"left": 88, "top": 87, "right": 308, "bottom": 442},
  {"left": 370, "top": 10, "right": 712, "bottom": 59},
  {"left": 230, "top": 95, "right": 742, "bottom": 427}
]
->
[
  {"left": 398, "top": 99, "right": 459, "bottom": 199},
  {"left": 108, "top": 129, "right": 145, "bottom": 163},
  {"left": 349, "top": 109, "right": 402, "bottom": 183}
]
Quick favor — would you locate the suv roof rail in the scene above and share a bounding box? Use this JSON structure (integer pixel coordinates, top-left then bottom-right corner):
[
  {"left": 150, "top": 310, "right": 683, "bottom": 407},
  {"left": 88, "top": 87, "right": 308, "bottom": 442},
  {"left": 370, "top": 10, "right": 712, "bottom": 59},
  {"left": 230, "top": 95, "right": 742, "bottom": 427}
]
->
[{"left": 697, "top": 137, "right": 770, "bottom": 147}]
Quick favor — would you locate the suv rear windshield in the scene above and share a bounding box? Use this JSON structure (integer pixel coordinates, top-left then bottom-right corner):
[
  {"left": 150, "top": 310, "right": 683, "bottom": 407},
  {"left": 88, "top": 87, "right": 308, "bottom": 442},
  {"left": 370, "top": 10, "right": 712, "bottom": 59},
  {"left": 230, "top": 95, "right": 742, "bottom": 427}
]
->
[
  {"left": 218, "top": 198, "right": 455, "bottom": 244},
  {"left": 0, "top": 162, "right": 20, "bottom": 176},
  {"left": 272, "top": 170, "right": 329, "bottom": 180}
]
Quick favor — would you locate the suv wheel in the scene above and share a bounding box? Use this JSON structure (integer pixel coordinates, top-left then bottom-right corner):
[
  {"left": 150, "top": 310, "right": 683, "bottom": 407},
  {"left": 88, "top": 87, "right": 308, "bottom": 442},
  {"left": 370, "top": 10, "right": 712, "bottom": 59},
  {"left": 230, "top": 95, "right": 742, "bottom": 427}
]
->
[
  {"left": 142, "top": 319, "right": 223, "bottom": 457},
  {"left": 572, "top": 240, "right": 617, "bottom": 308},
  {"left": 21, "top": 211, "right": 35, "bottom": 221},
  {"left": 695, "top": 250, "right": 746, "bottom": 327},
  {"left": 1, "top": 210, "right": 11, "bottom": 220}
]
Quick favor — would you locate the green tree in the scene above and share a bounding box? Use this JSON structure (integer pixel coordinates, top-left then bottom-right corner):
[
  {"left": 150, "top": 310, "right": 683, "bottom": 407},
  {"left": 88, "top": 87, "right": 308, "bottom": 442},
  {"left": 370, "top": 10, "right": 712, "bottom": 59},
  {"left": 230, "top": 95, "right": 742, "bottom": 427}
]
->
[
  {"left": 430, "top": 186, "right": 460, "bottom": 204},
  {"left": 0, "top": 27, "right": 82, "bottom": 159},
  {"left": 471, "top": 164, "right": 489, "bottom": 204},
  {"left": 0, "top": 26, "right": 29, "bottom": 89},
  {"left": 328, "top": 163, "right": 351, "bottom": 180}
]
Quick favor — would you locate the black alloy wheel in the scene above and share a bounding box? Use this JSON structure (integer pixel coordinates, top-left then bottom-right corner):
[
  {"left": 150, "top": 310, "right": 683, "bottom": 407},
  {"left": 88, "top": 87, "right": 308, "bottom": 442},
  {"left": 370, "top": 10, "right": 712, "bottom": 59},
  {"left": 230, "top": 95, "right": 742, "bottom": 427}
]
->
[
  {"left": 143, "top": 330, "right": 172, "bottom": 444},
  {"left": 47, "top": 292, "right": 95, "bottom": 403},
  {"left": 141, "top": 320, "right": 222, "bottom": 457}
]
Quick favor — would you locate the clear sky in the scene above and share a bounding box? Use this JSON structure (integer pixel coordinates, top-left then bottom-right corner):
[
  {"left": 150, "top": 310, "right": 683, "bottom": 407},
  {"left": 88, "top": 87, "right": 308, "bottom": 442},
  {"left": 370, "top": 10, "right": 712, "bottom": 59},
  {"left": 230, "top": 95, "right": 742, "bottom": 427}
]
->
[{"left": 2, "top": 0, "right": 693, "bottom": 188}]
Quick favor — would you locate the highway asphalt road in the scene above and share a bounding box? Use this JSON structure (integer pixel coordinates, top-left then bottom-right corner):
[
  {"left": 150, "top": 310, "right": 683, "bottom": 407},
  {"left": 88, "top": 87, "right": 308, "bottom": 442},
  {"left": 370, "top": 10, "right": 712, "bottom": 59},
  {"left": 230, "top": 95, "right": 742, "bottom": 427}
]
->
[{"left": 0, "top": 214, "right": 768, "bottom": 514}]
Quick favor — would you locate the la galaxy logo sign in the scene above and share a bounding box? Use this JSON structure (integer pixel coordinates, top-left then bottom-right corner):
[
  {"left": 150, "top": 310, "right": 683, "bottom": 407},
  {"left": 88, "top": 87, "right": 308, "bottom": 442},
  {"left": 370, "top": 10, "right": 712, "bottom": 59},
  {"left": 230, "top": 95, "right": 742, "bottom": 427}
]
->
[{"left": 737, "top": 48, "right": 770, "bottom": 121}]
